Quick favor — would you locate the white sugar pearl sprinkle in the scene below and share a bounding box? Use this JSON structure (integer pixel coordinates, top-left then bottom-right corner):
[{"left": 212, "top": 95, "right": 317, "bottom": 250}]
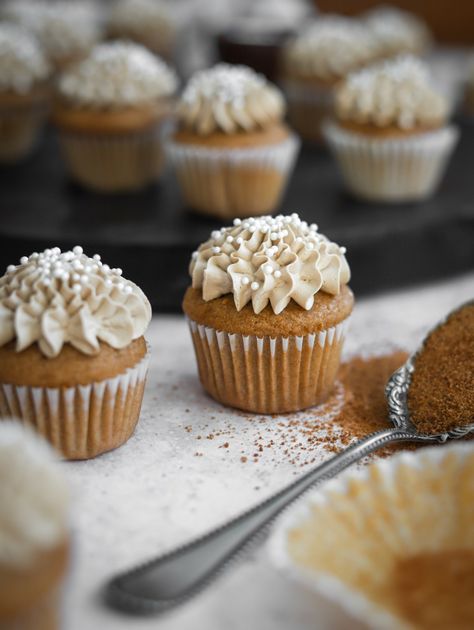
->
[
  {"left": 339, "top": 246, "right": 347, "bottom": 254},
  {"left": 73, "top": 246, "right": 83, "bottom": 255},
  {"left": 93, "top": 254, "right": 101, "bottom": 261},
  {"left": 192, "top": 251, "right": 198, "bottom": 259},
  {"left": 241, "top": 277, "right": 250, "bottom": 286},
  {"left": 212, "top": 246, "right": 221, "bottom": 254},
  {"left": 270, "top": 232, "right": 278, "bottom": 240},
  {"left": 102, "top": 264, "right": 110, "bottom": 272},
  {"left": 274, "top": 270, "right": 282, "bottom": 279},
  {"left": 226, "top": 236, "right": 233, "bottom": 243},
  {"left": 264, "top": 265, "right": 273, "bottom": 274},
  {"left": 72, "top": 284, "right": 81, "bottom": 293},
  {"left": 7, "top": 265, "right": 15, "bottom": 273},
  {"left": 211, "top": 230, "right": 220, "bottom": 239},
  {"left": 233, "top": 218, "right": 242, "bottom": 226},
  {"left": 123, "top": 285, "right": 133, "bottom": 294},
  {"left": 251, "top": 282, "right": 259, "bottom": 291},
  {"left": 20, "top": 256, "right": 28, "bottom": 265}
]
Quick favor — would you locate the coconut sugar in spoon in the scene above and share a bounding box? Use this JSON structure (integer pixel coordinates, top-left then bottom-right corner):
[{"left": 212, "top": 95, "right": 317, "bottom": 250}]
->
[{"left": 106, "top": 300, "right": 474, "bottom": 615}]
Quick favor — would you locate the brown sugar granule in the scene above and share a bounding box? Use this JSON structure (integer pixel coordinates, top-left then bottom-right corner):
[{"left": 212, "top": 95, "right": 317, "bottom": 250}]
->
[
  {"left": 391, "top": 549, "right": 474, "bottom": 629},
  {"left": 408, "top": 304, "right": 474, "bottom": 435}
]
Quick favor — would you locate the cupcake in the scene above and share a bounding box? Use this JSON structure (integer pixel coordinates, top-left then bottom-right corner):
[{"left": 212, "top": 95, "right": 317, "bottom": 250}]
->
[
  {"left": 166, "top": 63, "right": 300, "bottom": 219},
  {"left": 0, "top": 23, "right": 51, "bottom": 163},
  {"left": 182, "top": 213, "right": 353, "bottom": 414},
  {"left": 0, "top": 246, "right": 152, "bottom": 459},
  {"left": 53, "top": 41, "right": 177, "bottom": 192},
  {"left": 364, "top": 5, "right": 432, "bottom": 59},
  {"left": 108, "top": 0, "right": 176, "bottom": 61},
  {"left": 1, "top": 0, "right": 102, "bottom": 72},
  {"left": 281, "top": 16, "right": 378, "bottom": 142},
  {"left": 0, "top": 421, "right": 69, "bottom": 630},
  {"left": 324, "top": 56, "right": 459, "bottom": 202},
  {"left": 270, "top": 443, "right": 474, "bottom": 629}
]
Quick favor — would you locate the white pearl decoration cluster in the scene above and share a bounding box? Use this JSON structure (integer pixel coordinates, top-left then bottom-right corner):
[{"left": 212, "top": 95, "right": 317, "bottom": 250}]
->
[
  {"left": 5, "top": 246, "right": 132, "bottom": 296},
  {"left": 0, "top": 23, "right": 50, "bottom": 93},
  {"left": 193, "top": 213, "right": 347, "bottom": 293}
]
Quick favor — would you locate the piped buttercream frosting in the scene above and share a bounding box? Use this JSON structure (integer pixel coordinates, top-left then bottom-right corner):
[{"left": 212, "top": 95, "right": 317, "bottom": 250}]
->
[
  {"left": 335, "top": 55, "right": 448, "bottom": 129},
  {"left": 190, "top": 213, "right": 350, "bottom": 315},
  {"left": 58, "top": 41, "right": 177, "bottom": 107},
  {"left": 365, "top": 6, "right": 432, "bottom": 57},
  {"left": 0, "top": 23, "right": 50, "bottom": 93},
  {"left": 0, "top": 420, "right": 69, "bottom": 568},
  {"left": 0, "top": 246, "right": 151, "bottom": 358},
  {"left": 178, "top": 63, "right": 285, "bottom": 135}
]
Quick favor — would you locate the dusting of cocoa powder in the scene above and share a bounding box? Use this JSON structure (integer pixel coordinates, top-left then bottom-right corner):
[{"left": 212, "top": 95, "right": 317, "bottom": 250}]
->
[
  {"left": 391, "top": 549, "right": 474, "bottom": 629},
  {"left": 408, "top": 304, "right": 474, "bottom": 435}
]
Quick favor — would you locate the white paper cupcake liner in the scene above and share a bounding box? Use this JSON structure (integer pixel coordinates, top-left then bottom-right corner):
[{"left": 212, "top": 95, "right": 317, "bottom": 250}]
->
[
  {"left": 323, "top": 122, "right": 459, "bottom": 202},
  {"left": 0, "top": 347, "right": 150, "bottom": 460},
  {"left": 166, "top": 133, "right": 300, "bottom": 218},
  {"left": 58, "top": 125, "right": 166, "bottom": 192},
  {"left": 0, "top": 101, "right": 48, "bottom": 163},
  {"left": 268, "top": 443, "right": 474, "bottom": 630},
  {"left": 187, "top": 316, "right": 350, "bottom": 414},
  {"left": 283, "top": 79, "right": 334, "bottom": 143}
]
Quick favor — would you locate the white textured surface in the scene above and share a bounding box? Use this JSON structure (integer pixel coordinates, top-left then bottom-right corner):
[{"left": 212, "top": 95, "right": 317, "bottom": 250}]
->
[{"left": 64, "top": 272, "right": 473, "bottom": 629}]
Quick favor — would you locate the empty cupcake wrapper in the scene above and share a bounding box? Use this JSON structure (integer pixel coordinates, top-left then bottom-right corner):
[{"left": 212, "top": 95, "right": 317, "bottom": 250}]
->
[
  {"left": 0, "top": 347, "right": 150, "bottom": 460},
  {"left": 187, "top": 316, "right": 350, "bottom": 414},
  {"left": 268, "top": 443, "right": 474, "bottom": 630},
  {"left": 58, "top": 125, "right": 166, "bottom": 192},
  {"left": 323, "top": 122, "right": 459, "bottom": 202},
  {"left": 166, "top": 134, "right": 300, "bottom": 218}
]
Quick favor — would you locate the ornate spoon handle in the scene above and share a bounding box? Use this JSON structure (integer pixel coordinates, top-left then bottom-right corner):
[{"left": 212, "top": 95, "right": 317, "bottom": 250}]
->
[{"left": 106, "top": 427, "right": 436, "bottom": 614}]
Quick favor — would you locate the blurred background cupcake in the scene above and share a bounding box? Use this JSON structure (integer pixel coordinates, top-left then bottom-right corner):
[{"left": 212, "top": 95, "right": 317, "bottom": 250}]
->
[
  {"left": 107, "top": 0, "right": 176, "bottom": 61},
  {"left": 167, "top": 63, "right": 300, "bottom": 218},
  {"left": 324, "top": 55, "right": 458, "bottom": 202},
  {"left": 1, "top": 0, "right": 102, "bottom": 73},
  {"left": 0, "top": 247, "right": 152, "bottom": 459},
  {"left": 270, "top": 443, "right": 474, "bottom": 629},
  {"left": 281, "top": 15, "right": 379, "bottom": 143},
  {"left": 363, "top": 4, "right": 433, "bottom": 59},
  {"left": 0, "top": 23, "right": 51, "bottom": 163},
  {"left": 0, "top": 421, "right": 69, "bottom": 630},
  {"left": 53, "top": 41, "right": 177, "bottom": 192},
  {"left": 182, "top": 213, "right": 353, "bottom": 414}
]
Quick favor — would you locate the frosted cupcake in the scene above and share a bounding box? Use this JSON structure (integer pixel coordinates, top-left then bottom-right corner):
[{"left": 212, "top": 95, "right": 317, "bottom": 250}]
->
[
  {"left": 270, "top": 444, "right": 474, "bottom": 629},
  {"left": 364, "top": 5, "right": 432, "bottom": 59},
  {"left": 0, "top": 421, "right": 69, "bottom": 630},
  {"left": 1, "top": 0, "right": 101, "bottom": 72},
  {"left": 324, "top": 56, "right": 459, "bottom": 202},
  {"left": 0, "top": 247, "right": 151, "bottom": 459},
  {"left": 0, "top": 24, "right": 51, "bottom": 163},
  {"left": 167, "top": 64, "right": 300, "bottom": 219},
  {"left": 108, "top": 0, "right": 176, "bottom": 61},
  {"left": 281, "top": 16, "right": 378, "bottom": 142},
  {"left": 54, "top": 41, "right": 177, "bottom": 192},
  {"left": 182, "top": 213, "right": 353, "bottom": 414}
]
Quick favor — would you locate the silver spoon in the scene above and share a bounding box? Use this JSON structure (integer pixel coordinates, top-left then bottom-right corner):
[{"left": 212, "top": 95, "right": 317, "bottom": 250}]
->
[{"left": 106, "top": 300, "right": 473, "bottom": 615}]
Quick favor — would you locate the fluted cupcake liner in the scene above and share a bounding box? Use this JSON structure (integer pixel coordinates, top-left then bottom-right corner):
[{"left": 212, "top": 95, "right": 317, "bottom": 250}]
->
[
  {"left": 269, "top": 443, "right": 474, "bottom": 630},
  {"left": 0, "top": 101, "right": 48, "bottom": 163},
  {"left": 57, "top": 125, "right": 166, "bottom": 192},
  {"left": 166, "top": 134, "right": 300, "bottom": 219},
  {"left": 283, "top": 80, "right": 334, "bottom": 143},
  {"left": 0, "top": 348, "right": 150, "bottom": 460},
  {"left": 323, "top": 122, "right": 459, "bottom": 202},
  {"left": 187, "top": 316, "right": 350, "bottom": 414}
]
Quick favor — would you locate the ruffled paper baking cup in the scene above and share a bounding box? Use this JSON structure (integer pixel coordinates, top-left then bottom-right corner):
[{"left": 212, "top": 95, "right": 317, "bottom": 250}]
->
[
  {"left": 284, "top": 80, "right": 334, "bottom": 143},
  {"left": 323, "top": 122, "right": 459, "bottom": 202},
  {"left": 269, "top": 443, "right": 474, "bottom": 629},
  {"left": 166, "top": 134, "right": 300, "bottom": 219},
  {"left": 187, "top": 316, "right": 350, "bottom": 414},
  {"left": 0, "top": 102, "right": 48, "bottom": 163},
  {"left": 58, "top": 125, "right": 166, "bottom": 192},
  {"left": 0, "top": 348, "right": 150, "bottom": 460}
]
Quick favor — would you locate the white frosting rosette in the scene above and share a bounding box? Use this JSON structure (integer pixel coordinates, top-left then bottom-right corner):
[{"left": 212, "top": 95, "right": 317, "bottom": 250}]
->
[
  {"left": 364, "top": 5, "right": 432, "bottom": 57},
  {"left": 191, "top": 214, "right": 350, "bottom": 314}
]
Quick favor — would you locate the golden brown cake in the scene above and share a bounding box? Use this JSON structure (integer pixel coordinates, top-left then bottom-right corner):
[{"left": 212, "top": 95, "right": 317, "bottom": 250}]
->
[
  {"left": 0, "top": 421, "right": 70, "bottom": 630},
  {"left": 53, "top": 41, "right": 177, "bottom": 192},
  {"left": 182, "top": 213, "right": 353, "bottom": 414},
  {"left": 281, "top": 16, "right": 379, "bottom": 143},
  {"left": 324, "top": 55, "right": 458, "bottom": 202},
  {"left": 0, "top": 23, "right": 51, "bottom": 163},
  {"left": 167, "top": 63, "right": 300, "bottom": 219},
  {"left": 0, "top": 246, "right": 152, "bottom": 459}
]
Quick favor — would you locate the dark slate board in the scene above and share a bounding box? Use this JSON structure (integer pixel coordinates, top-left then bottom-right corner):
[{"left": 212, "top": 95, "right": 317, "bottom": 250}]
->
[{"left": 0, "top": 120, "right": 473, "bottom": 312}]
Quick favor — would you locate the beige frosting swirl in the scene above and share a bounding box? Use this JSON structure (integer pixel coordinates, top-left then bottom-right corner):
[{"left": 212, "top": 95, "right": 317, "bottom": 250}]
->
[
  {"left": 58, "top": 42, "right": 177, "bottom": 107},
  {"left": 178, "top": 64, "right": 285, "bottom": 135},
  {"left": 365, "top": 6, "right": 432, "bottom": 57},
  {"left": 284, "top": 16, "right": 378, "bottom": 82},
  {"left": 190, "top": 213, "right": 350, "bottom": 315},
  {"left": 0, "top": 246, "right": 151, "bottom": 358},
  {"left": 336, "top": 56, "right": 448, "bottom": 129},
  {"left": 0, "top": 420, "right": 68, "bottom": 568},
  {"left": 109, "top": 0, "right": 174, "bottom": 41},
  {"left": 0, "top": 23, "right": 50, "bottom": 93}
]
